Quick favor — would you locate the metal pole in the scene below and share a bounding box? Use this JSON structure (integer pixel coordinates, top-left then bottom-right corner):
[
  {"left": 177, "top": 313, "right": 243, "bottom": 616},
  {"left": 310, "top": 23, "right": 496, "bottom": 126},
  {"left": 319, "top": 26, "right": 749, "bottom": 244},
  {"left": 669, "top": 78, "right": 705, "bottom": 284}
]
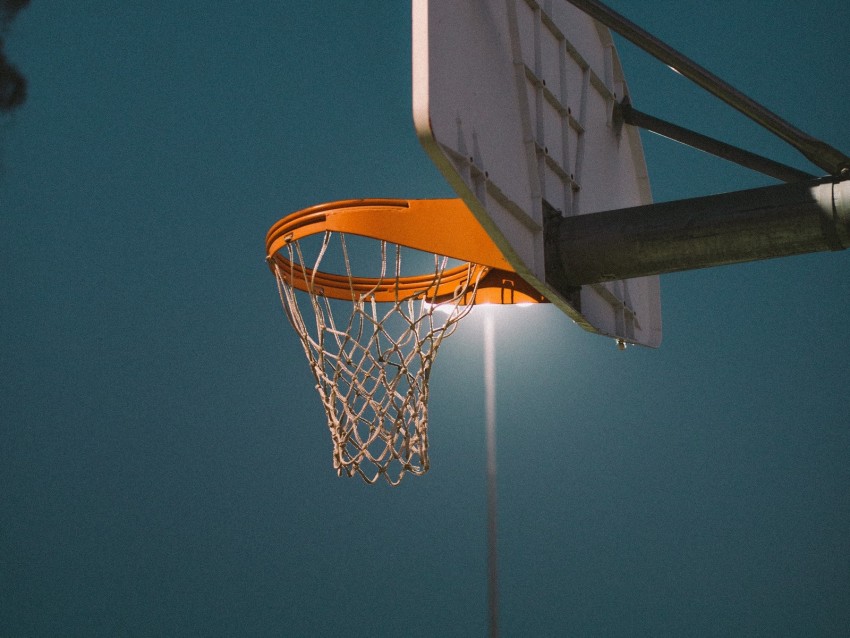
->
[
  {"left": 484, "top": 310, "right": 499, "bottom": 638},
  {"left": 564, "top": 0, "right": 850, "bottom": 176},
  {"left": 554, "top": 178, "right": 850, "bottom": 285}
]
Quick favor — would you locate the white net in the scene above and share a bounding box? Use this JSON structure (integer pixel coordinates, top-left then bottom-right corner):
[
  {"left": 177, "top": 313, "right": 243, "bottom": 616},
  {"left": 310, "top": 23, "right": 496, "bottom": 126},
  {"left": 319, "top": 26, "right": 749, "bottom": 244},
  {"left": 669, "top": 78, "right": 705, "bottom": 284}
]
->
[{"left": 271, "top": 231, "right": 483, "bottom": 485}]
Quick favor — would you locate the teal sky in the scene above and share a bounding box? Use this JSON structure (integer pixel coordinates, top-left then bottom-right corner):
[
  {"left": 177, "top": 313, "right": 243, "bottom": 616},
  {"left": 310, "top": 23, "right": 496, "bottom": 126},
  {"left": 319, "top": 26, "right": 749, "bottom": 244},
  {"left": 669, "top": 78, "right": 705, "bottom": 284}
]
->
[{"left": 2, "top": 2, "right": 848, "bottom": 635}]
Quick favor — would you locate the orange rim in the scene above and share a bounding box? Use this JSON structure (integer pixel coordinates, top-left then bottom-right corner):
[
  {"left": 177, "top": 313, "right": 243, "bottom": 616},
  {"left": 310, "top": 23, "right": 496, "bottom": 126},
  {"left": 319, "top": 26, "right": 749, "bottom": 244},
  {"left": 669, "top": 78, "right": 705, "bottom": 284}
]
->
[{"left": 266, "top": 199, "right": 546, "bottom": 304}]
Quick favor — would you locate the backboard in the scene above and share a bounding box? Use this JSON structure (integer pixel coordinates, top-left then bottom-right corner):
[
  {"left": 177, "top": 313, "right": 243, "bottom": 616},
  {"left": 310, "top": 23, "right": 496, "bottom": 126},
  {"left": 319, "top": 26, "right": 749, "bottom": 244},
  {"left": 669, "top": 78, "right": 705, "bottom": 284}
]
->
[{"left": 413, "top": 0, "right": 662, "bottom": 347}]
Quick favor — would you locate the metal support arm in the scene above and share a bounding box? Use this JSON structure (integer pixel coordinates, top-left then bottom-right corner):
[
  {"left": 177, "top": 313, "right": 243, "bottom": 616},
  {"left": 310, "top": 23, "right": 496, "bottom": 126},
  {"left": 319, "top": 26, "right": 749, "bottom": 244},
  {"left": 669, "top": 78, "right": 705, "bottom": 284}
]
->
[
  {"left": 617, "top": 99, "right": 814, "bottom": 184},
  {"left": 554, "top": 178, "right": 850, "bottom": 285},
  {"left": 565, "top": 0, "right": 850, "bottom": 175}
]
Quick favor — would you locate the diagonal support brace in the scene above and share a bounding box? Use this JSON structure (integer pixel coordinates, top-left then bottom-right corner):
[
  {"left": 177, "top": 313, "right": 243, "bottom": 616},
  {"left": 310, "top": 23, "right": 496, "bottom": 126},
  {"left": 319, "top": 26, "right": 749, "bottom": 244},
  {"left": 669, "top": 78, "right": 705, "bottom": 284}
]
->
[
  {"left": 616, "top": 99, "right": 814, "bottom": 184},
  {"left": 565, "top": 0, "right": 850, "bottom": 176}
]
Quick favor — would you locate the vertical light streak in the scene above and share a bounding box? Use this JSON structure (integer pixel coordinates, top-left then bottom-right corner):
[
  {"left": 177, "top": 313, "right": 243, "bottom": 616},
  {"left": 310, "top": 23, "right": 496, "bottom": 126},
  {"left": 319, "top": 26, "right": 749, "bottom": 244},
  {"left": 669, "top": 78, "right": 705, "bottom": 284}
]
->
[{"left": 484, "top": 310, "right": 499, "bottom": 638}]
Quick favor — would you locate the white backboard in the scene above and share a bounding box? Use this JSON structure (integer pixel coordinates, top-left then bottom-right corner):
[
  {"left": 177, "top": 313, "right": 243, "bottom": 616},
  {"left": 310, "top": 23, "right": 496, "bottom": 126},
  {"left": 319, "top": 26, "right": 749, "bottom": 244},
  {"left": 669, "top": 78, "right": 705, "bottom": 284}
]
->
[{"left": 413, "top": 0, "right": 662, "bottom": 347}]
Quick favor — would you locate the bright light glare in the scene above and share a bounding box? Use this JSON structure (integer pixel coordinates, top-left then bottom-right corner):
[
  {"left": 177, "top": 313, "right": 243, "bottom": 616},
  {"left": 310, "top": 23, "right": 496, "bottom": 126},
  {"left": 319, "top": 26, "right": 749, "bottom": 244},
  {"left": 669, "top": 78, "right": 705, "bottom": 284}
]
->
[
  {"left": 422, "top": 301, "right": 456, "bottom": 316},
  {"left": 477, "top": 301, "right": 536, "bottom": 309},
  {"left": 424, "top": 300, "right": 537, "bottom": 315}
]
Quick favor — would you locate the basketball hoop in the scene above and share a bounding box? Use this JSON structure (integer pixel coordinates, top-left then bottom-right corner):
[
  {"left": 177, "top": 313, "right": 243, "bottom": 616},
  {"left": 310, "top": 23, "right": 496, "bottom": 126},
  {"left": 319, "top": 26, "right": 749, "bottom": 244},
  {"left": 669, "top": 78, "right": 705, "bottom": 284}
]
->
[{"left": 266, "top": 199, "right": 543, "bottom": 485}]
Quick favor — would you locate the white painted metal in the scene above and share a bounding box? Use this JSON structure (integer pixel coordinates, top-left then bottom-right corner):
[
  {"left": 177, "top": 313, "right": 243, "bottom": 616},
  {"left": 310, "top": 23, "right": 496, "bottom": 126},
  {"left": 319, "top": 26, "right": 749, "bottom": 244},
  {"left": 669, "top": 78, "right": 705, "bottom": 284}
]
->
[{"left": 413, "top": 0, "right": 662, "bottom": 347}]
